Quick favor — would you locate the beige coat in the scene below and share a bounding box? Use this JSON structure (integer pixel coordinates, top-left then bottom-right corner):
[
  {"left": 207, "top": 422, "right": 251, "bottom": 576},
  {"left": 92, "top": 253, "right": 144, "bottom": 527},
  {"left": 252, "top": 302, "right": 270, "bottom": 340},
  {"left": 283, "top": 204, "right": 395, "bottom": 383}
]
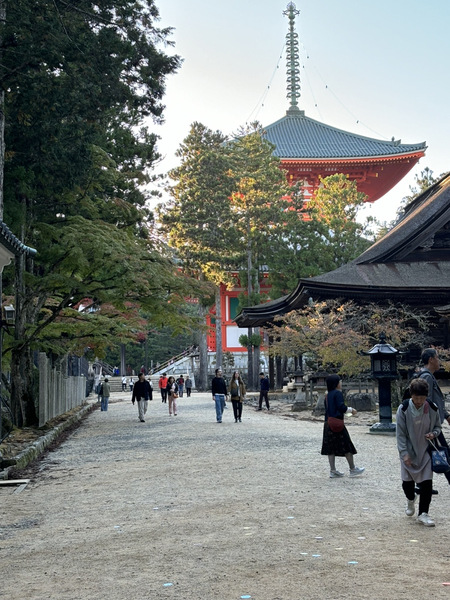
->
[{"left": 230, "top": 379, "right": 246, "bottom": 402}]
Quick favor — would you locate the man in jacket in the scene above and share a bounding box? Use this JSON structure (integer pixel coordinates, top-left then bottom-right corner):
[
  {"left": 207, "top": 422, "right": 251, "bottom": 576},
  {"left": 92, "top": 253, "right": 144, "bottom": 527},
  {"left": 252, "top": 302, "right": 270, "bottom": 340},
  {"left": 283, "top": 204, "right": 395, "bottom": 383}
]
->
[
  {"left": 257, "top": 372, "right": 270, "bottom": 411},
  {"left": 419, "top": 348, "right": 450, "bottom": 486},
  {"left": 132, "top": 373, "right": 152, "bottom": 422},
  {"left": 211, "top": 368, "right": 228, "bottom": 423},
  {"left": 159, "top": 373, "right": 168, "bottom": 403}
]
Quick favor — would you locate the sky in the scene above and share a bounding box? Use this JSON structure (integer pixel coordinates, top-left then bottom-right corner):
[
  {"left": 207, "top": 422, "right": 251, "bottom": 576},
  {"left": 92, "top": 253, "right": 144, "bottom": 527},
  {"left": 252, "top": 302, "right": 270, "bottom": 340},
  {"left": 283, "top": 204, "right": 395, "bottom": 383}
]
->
[{"left": 149, "top": 0, "right": 450, "bottom": 226}]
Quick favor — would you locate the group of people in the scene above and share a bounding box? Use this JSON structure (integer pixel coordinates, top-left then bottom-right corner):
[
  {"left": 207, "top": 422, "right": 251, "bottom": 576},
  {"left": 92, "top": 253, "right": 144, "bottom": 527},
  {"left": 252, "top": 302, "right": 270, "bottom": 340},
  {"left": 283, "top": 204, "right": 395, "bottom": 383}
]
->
[
  {"left": 211, "top": 368, "right": 246, "bottom": 423},
  {"left": 128, "top": 372, "right": 195, "bottom": 420},
  {"left": 322, "top": 347, "right": 449, "bottom": 528},
  {"left": 211, "top": 369, "right": 271, "bottom": 423},
  {"left": 396, "top": 348, "right": 450, "bottom": 527}
]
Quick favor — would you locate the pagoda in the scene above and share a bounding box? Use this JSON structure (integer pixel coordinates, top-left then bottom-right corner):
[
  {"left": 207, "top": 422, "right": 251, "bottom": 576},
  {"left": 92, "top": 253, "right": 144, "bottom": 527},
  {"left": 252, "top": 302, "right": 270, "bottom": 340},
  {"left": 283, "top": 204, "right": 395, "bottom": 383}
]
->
[{"left": 264, "top": 3, "right": 426, "bottom": 202}]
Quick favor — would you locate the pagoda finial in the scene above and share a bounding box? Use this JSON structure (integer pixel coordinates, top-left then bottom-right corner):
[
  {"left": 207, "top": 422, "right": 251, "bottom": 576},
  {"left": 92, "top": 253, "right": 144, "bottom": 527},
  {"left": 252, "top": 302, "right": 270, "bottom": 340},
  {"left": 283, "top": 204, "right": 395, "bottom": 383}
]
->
[{"left": 283, "top": 2, "right": 303, "bottom": 116}]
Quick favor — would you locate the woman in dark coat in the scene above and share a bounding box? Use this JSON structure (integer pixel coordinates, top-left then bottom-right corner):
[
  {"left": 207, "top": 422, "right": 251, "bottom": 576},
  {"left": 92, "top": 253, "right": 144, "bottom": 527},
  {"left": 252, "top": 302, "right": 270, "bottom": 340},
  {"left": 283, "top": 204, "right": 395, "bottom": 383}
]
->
[
  {"left": 321, "top": 374, "right": 365, "bottom": 478},
  {"left": 166, "top": 376, "right": 179, "bottom": 416},
  {"left": 230, "top": 371, "right": 246, "bottom": 423}
]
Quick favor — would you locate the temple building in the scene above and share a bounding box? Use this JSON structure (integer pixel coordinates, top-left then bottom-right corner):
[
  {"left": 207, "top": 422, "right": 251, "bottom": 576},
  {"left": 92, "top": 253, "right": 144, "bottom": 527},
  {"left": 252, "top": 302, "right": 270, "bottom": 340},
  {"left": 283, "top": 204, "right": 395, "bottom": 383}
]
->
[
  {"left": 235, "top": 173, "right": 450, "bottom": 347},
  {"left": 209, "top": 2, "right": 427, "bottom": 361}
]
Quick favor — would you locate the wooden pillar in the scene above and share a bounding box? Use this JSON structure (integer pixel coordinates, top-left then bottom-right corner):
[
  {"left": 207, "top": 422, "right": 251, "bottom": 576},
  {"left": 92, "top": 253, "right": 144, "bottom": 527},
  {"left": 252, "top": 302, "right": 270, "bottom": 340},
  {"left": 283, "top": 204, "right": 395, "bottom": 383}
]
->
[
  {"left": 275, "top": 355, "right": 283, "bottom": 390},
  {"left": 268, "top": 334, "right": 275, "bottom": 391}
]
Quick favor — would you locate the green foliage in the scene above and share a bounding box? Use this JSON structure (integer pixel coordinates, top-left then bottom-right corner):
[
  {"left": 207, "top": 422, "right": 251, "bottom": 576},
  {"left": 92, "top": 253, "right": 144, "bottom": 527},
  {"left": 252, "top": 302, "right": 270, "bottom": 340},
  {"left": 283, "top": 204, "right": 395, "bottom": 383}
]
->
[
  {"left": 269, "top": 300, "right": 433, "bottom": 377},
  {"left": 393, "top": 167, "right": 445, "bottom": 224},
  {"left": 238, "top": 333, "right": 262, "bottom": 348},
  {"left": 1, "top": 0, "right": 210, "bottom": 425},
  {"left": 2, "top": 0, "right": 196, "bottom": 353},
  {"left": 158, "top": 122, "right": 237, "bottom": 289},
  {"left": 227, "top": 124, "right": 290, "bottom": 300},
  {"left": 306, "top": 174, "right": 375, "bottom": 271},
  {"left": 104, "top": 324, "right": 198, "bottom": 373}
]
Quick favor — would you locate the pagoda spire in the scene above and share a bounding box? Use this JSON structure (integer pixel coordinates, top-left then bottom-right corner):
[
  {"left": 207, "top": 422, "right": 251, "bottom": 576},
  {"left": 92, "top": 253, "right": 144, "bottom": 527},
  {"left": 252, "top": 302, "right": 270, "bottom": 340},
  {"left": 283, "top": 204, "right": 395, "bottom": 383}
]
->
[{"left": 283, "top": 2, "right": 303, "bottom": 116}]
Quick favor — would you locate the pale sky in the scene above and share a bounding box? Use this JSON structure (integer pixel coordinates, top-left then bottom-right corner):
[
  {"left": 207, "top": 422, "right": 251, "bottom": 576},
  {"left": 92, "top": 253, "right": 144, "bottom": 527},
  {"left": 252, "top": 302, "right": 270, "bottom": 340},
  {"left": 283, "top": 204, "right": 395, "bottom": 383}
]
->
[{"left": 150, "top": 0, "right": 450, "bottom": 226}]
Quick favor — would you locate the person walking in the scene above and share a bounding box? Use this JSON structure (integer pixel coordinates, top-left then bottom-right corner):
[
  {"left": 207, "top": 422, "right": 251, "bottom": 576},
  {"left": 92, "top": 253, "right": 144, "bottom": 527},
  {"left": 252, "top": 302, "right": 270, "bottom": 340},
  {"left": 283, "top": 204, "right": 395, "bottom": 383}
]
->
[
  {"left": 321, "top": 374, "right": 365, "bottom": 478},
  {"left": 257, "top": 372, "right": 270, "bottom": 411},
  {"left": 159, "top": 373, "right": 168, "bottom": 403},
  {"left": 396, "top": 377, "right": 441, "bottom": 527},
  {"left": 166, "top": 376, "right": 179, "bottom": 416},
  {"left": 185, "top": 376, "right": 192, "bottom": 397},
  {"left": 121, "top": 375, "right": 127, "bottom": 392},
  {"left": 418, "top": 348, "right": 450, "bottom": 488},
  {"left": 129, "top": 377, "right": 134, "bottom": 392},
  {"left": 131, "top": 373, "right": 152, "bottom": 422},
  {"left": 211, "top": 368, "right": 228, "bottom": 423},
  {"left": 230, "top": 371, "right": 246, "bottom": 422},
  {"left": 177, "top": 375, "right": 185, "bottom": 398},
  {"left": 100, "top": 378, "right": 111, "bottom": 411}
]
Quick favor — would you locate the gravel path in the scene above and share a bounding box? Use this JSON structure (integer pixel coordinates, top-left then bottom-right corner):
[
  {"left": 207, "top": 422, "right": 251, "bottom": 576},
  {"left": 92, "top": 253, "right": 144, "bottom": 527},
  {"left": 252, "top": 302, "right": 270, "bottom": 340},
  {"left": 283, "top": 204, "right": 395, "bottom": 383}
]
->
[{"left": 1, "top": 391, "right": 450, "bottom": 600}]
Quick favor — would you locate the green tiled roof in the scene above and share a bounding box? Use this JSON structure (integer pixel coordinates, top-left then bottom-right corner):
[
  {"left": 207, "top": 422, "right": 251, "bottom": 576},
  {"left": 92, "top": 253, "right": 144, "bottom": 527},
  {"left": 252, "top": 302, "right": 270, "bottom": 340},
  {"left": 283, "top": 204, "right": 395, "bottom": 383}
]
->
[{"left": 263, "top": 110, "right": 426, "bottom": 160}]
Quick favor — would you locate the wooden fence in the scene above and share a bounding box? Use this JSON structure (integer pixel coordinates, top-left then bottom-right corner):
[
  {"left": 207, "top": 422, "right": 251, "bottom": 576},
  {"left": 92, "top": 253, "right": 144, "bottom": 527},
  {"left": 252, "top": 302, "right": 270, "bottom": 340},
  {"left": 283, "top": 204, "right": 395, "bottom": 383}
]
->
[{"left": 38, "top": 353, "right": 87, "bottom": 427}]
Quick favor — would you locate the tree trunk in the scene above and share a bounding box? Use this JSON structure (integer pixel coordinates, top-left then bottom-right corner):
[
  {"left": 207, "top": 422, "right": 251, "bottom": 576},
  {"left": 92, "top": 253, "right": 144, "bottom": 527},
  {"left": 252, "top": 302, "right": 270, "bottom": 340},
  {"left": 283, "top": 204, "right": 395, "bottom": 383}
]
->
[
  {"left": 247, "top": 326, "right": 253, "bottom": 390},
  {"left": 196, "top": 305, "right": 209, "bottom": 392},
  {"left": 214, "top": 286, "right": 223, "bottom": 370},
  {"left": 276, "top": 354, "right": 283, "bottom": 390},
  {"left": 10, "top": 231, "right": 38, "bottom": 426},
  {"left": 268, "top": 335, "right": 275, "bottom": 390},
  {"left": 120, "top": 344, "right": 126, "bottom": 376},
  {"left": 254, "top": 326, "right": 260, "bottom": 388},
  {"left": 246, "top": 229, "right": 253, "bottom": 389},
  {"left": 0, "top": 1, "right": 5, "bottom": 219}
]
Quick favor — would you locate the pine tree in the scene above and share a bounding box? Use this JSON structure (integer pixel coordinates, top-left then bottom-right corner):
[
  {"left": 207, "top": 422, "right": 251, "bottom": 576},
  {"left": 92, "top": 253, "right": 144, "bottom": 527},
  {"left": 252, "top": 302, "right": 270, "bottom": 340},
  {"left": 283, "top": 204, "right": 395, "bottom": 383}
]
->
[
  {"left": 158, "top": 122, "right": 237, "bottom": 379},
  {"left": 1, "top": 1, "right": 201, "bottom": 425}
]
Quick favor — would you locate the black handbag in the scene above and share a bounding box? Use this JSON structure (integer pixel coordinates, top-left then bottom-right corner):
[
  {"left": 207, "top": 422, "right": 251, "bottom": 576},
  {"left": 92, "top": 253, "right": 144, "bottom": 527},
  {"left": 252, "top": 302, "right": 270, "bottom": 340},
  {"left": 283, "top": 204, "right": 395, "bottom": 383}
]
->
[{"left": 428, "top": 439, "right": 450, "bottom": 473}]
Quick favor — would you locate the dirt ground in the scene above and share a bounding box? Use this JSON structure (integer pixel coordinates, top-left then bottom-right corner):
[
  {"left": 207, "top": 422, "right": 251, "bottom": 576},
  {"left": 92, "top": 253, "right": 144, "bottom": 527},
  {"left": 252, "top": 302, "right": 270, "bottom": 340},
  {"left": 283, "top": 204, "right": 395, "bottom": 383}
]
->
[{"left": 1, "top": 391, "right": 450, "bottom": 600}]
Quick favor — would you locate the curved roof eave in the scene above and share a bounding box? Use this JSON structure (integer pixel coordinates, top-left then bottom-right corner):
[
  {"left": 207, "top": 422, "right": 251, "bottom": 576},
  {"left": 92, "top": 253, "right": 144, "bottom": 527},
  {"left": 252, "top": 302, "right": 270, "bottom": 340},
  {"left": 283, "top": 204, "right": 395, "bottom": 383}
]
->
[
  {"left": 280, "top": 151, "right": 426, "bottom": 164},
  {"left": 262, "top": 112, "right": 426, "bottom": 160},
  {"left": 0, "top": 222, "right": 37, "bottom": 257},
  {"left": 354, "top": 172, "right": 450, "bottom": 264}
]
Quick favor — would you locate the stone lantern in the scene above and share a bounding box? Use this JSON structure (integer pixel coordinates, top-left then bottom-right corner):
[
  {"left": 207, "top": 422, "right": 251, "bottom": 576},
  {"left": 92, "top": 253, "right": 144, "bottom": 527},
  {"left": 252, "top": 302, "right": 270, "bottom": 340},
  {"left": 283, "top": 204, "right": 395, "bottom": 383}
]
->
[{"left": 361, "top": 333, "right": 399, "bottom": 435}]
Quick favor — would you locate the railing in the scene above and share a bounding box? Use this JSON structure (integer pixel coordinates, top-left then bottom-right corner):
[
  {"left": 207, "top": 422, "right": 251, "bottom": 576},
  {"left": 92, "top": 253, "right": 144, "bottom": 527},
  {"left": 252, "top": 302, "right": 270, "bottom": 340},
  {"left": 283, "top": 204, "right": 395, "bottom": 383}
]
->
[
  {"left": 149, "top": 345, "right": 198, "bottom": 376},
  {"left": 38, "top": 353, "right": 86, "bottom": 427},
  {"left": 93, "top": 360, "right": 114, "bottom": 376}
]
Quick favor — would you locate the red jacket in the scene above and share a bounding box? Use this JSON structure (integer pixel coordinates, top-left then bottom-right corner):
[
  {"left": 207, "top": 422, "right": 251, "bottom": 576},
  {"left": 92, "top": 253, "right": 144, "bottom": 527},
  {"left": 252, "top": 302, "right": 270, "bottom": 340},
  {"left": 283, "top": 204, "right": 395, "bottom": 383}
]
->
[{"left": 159, "top": 376, "right": 168, "bottom": 389}]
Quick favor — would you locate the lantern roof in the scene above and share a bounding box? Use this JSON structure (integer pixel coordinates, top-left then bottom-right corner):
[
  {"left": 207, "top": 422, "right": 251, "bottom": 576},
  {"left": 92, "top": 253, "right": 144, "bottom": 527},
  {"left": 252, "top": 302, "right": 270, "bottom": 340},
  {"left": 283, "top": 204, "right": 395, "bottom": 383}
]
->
[{"left": 361, "top": 334, "right": 399, "bottom": 356}]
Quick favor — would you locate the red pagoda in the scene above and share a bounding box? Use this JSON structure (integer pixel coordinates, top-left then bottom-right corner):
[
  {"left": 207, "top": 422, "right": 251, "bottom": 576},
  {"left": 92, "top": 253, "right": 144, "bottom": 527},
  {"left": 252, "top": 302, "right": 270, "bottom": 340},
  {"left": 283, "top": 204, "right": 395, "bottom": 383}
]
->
[
  {"left": 264, "top": 3, "right": 426, "bottom": 202},
  {"left": 210, "top": 2, "right": 427, "bottom": 361}
]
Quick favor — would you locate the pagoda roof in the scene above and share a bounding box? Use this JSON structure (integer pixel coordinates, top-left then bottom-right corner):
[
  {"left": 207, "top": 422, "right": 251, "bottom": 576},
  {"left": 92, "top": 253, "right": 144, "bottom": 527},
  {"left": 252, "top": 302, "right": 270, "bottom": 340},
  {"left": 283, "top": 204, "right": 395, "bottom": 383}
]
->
[
  {"left": 263, "top": 109, "right": 426, "bottom": 161},
  {"left": 235, "top": 172, "right": 450, "bottom": 328}
]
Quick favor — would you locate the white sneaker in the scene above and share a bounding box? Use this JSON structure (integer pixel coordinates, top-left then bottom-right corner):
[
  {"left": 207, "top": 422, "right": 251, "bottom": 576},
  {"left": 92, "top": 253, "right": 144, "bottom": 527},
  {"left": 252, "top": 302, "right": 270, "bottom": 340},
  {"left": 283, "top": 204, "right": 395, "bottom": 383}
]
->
[
  {"left": 349, "top": 466, "right": 365, "bottom": 477},
  {"left": 417, "top": 513, "right": 435, "bottom": 527},
  {"left": 405, "top": 496, "right": 416, "bottom": 517},
  {"left": 330, "top": 470, "right": 345, "bottom": 478}
]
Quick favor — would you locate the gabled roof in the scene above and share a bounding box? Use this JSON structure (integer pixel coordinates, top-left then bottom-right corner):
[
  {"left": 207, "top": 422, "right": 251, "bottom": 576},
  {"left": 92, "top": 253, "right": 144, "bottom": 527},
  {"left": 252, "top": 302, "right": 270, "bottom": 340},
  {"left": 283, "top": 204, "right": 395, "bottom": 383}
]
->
[
  {"left": 263, "top": 109, "right": 426, "bottom": 161},
  {"left": 235, "top": 172, "right": 450, "bottom": 328}
]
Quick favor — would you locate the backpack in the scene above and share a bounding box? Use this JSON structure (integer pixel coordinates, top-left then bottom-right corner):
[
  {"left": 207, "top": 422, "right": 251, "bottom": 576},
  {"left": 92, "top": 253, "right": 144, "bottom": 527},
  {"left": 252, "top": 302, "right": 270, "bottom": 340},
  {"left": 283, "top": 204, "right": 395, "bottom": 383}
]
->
[
  {"left": 401, "top": 398, "right": 438, "bottom": 412},
  {"left": 402, "top": 371, "right": 422, "bottom": 400}
]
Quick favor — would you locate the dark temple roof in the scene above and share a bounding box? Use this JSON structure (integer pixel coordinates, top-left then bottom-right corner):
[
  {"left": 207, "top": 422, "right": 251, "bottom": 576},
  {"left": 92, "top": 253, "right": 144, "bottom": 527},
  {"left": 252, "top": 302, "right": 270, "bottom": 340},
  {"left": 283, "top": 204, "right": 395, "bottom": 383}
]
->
[
  {"left": 0, "top": 222, "right": 36, "bottom": 257},
  {"left": 263, "top": 110, "right": 426, "bottom": 160},
  {"left": 235, "top": 172, "right": 450, "bottom": 328}
]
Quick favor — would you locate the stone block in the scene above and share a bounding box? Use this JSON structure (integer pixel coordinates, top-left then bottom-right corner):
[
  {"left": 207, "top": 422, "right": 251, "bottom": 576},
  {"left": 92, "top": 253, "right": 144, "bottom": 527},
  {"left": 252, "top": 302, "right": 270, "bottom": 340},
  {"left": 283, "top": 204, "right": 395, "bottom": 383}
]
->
[{"left": 346, "top": 392, "right": 376, "bottom": 411}]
